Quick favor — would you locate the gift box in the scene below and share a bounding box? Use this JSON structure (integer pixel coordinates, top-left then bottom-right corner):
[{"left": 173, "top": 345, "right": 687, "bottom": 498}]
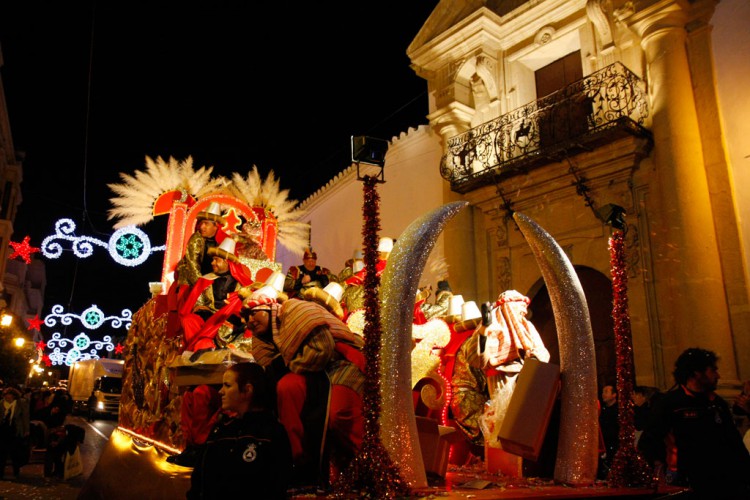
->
[
  {"left": 416, "top": 416, "right": 458, "bottom": 477},
  {"left": 485, "top": 443, "right": 523, "bottom": 477},
  {"left": 498, "top": 358, "right": 560, "bottom": 461},
  {"left": 167, "top": 349, "right": 251, "bottom": 386},
  {"left": 169, "top": 364, "right": 227, "bottom": 386}
]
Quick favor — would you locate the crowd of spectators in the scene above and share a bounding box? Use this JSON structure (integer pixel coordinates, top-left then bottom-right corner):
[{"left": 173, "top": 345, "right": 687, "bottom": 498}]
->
[{"left": 0, "top": 381, "right": 76, "bottom": 479}]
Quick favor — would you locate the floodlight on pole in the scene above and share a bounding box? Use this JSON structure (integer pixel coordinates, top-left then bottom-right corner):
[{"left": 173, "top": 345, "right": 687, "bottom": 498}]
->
[{"left": 352, "top": 135, "right": 388, "bottom": 183}]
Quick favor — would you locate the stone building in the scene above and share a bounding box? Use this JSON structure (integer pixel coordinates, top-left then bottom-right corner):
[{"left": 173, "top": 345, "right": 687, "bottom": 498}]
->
[
  {"left": 0, "top": 44, "right": 46, "bottom": 343},
  {"left": 278, "top": 0, "right": 749, "bottom": 393}
]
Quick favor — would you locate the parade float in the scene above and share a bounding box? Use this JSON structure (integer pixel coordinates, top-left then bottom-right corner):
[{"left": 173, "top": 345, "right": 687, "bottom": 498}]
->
[
  {"left": 79, "top": 156, "right": 662, "bottom": 499},
  {"left": 80, "top": 157, "right": 311, "bottom": 498}
]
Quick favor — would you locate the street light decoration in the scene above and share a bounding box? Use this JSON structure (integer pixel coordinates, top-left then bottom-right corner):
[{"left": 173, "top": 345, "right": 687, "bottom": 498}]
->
[
  {"left": 8, "top": 235, "right": 41, "bottom": 264},
  {"left": 27, "top": 315, "right": 44, "bottom": 332}
]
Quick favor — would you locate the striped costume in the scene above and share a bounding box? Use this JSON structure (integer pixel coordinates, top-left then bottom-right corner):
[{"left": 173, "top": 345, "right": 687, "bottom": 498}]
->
[{"left": 251, "top": 299, "right": 365, "bottom": 486}]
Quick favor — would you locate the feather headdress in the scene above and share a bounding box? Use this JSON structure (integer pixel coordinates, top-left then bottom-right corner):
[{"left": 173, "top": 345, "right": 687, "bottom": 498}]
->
[
  {"left": 107, "top": 156, "right": 309, "bottom": 255},
  {"left": 227, "top": 166, "right": 309, "bottom": 256},
  {"left": 107, "top": 156, "right": 228, "bottom": 228}
]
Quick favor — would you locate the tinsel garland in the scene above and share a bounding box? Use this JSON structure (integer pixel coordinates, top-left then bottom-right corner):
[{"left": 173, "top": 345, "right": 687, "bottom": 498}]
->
[
  {"left": 333, "top": 176, "right": 409, "bottom": 498},
  {"left": 607, "top": 230, "right": 652, "bottom": 488}
]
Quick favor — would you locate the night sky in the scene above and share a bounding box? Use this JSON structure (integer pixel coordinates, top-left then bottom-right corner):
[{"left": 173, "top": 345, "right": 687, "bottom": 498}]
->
[{"left": 0, "top": 1, "right": 438, "bottom": 328}]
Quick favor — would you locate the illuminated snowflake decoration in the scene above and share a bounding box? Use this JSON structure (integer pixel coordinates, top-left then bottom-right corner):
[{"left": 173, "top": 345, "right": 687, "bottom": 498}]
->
[
  {"left": 40, "top": 218, "right": 166, "bottom": 266},
  {"left": 46, "top": 332, "right": 115, "bottom": 366},
  {"left": 45, "top": 304, "right": 132, "bottom": 330}
]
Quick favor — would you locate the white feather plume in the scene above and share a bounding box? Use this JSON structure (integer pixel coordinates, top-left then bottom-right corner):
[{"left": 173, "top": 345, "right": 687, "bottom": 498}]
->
[
  {"left": 227, "top": 167, "right": 310, "bottom": 256},
  {"left": 108, "top": 157, "right": 309, "bottom": 255},
  {"left": 107, "top": 156, "right": 225, "bottom": 228}
]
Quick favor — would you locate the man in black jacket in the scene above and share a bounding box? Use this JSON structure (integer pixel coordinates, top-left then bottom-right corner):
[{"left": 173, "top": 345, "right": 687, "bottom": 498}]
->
[{"left": 638, "top": 347, "right": 750, "bottom": 498}]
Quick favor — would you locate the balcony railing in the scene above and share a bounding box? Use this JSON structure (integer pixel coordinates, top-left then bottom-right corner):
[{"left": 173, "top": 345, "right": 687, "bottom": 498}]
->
[{"left": 440, "top": 62, "right": 651, "bottom": 193}]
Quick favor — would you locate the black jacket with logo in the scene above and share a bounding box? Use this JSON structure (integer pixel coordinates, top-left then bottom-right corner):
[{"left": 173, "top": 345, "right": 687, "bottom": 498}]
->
[{"left": 188, "top": 409, "right": 292, "bottom": 499}]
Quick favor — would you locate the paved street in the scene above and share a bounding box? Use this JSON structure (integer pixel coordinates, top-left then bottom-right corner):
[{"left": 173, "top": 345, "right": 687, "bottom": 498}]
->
[{"left": 0, "top": 415, "right": 115, "bottom": 500}]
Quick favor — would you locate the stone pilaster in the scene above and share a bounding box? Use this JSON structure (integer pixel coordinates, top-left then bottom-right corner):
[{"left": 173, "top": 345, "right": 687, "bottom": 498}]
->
[{"left": 628, "top": 1, "right": 738, "bottom": 383}]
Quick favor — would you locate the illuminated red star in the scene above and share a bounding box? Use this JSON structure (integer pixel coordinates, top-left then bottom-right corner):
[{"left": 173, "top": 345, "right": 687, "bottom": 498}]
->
[
  {"left": 42, "top": 354, "right": 51, "bottom": 367},
  {"left": 222, "top": 208, "right": 241, "bottom": 234},
  {"left": 8, "top": 236, "right": 41, "bottom": 264},
  {"left": 115, "top": 343, "right": 124, "bottom": 355},
  {"left": 27, "top": 315, "right": 44, "bottom": 332},
  {"left": 36, "top": 340, "right": 46, "bottom": 351}
]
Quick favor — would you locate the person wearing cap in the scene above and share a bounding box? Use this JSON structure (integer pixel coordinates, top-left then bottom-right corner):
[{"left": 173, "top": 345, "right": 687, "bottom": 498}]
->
[
  {"left": 413, "top": 280, "right": 453, "bottom": 325},
  {"left": 178, "top": 237, "right": 254, "bottom": 354},
  {"left": 450, "top": 291, "right": 549, "bottom": 451},
  {"left": 343, "top": 237, "right": 392, "bottom": 289},
  {"left": 168, "top": 238, "right": 254, "bottom": 468},
  {"left": 448, "top": 300, "right": 488, "bottom": 451},
  {"left": 241, "top": 291, "right": 365, "bottom": 490},
  {"left": 337, "top": 249, "right": 364, "bottom": 283},
  {"left": 175, "top": 201, "right": 227, "bottom": 287},
  {"left": 283, "top": 248, "right": 333, "bottom": 299}
]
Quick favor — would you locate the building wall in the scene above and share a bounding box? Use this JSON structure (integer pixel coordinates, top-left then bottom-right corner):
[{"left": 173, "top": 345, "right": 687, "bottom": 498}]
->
[
  {"left": 712, "top": 0, "right": 750, "bottom": 379},
  {"left": 279, "top": 0, "right": 749, "bottom": 393},
  {"left": 407, "top": 0, "right": 749, "bottom": 390},
  {"left": 277, "top": 125, "right": 449, "bottom": 288},
  {"left": 0, "top": 43, "right": 46, "bottom": 333}
]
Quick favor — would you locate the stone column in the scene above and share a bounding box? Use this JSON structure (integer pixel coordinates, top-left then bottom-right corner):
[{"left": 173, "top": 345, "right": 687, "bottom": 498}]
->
[{"left": 628, "top": 2, "right": 738, "bottom": 383}]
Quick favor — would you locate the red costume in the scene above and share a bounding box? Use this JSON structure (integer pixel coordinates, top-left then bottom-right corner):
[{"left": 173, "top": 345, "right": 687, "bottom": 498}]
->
[{"left": 178, "top": 260, "right": 252, "bottom": 353}]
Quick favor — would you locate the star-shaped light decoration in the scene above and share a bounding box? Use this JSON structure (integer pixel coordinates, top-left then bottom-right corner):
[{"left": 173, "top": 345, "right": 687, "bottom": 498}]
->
[
  {"left": 9, "top": 236, "right": 41, "bottom": 264},
  {"left": 42, "top": 354, "right": 52, "bottom": 367},
  {"left": 222, "top": 207, "right": 241, "bottom": 234},
  {"left": 35, "top": 340, "right": 46, "bottom": 351},
  {"left": 27, "top": 315, "right": 44, "bottom": 332},
  {"left": 115, "top": 343, "right": 124, "bottom": 355}
]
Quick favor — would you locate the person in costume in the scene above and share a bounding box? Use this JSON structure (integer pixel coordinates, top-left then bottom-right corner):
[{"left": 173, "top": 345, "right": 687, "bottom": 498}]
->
[
  {"left": 283, "top": 248, "right": 333, "bottom": 298},
  {"left": 187, "top": 362, "right": 293, "bottom": 499},
  {"left": 175, "top": 201, "right": 225, "bottom": 287},
  {"left": 167, "top": 201, "right": 227, "bottom": 340},
  {"left": 340, "top": 237, "right": 392, "bottom": 333},
  {"left": 342, "top": 237, "right": 392, "bottom": 289},
  {"left": 451, "top": 291, "right": 549, "bottom": 452},
  {"left": 178, "top": 237, "right": 253, "bottom": 354},
  {"left": 449, "top": 301, "right": 487, "bottom": 449},
  {"left": 235, "top": 214, "right": 268, "bottom": 262},
  {"left": 337, "top": 249, "right": 363, "bottom": 283},
  {"left": 242, "top": 289, "right": 365, "bottom": 490},
  {"left": 413, "top": 280, "right": 453, "bottom": 326},
  {"left": 168, "top": 237, "right": 253, "bottom": 467}
]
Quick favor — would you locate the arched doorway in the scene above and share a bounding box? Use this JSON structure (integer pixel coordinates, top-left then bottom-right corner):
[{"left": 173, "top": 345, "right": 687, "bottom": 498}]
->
[{"left": 526, "top": 266, "right": 616, "bottom": 389}]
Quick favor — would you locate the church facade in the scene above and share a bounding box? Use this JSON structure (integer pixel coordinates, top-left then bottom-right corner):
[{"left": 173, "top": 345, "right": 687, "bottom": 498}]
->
[{"left": 285, "top": 0, "right": 750, "bottom": 393}]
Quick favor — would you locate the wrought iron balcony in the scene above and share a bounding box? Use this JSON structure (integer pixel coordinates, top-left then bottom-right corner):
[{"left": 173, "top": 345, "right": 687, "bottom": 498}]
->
[{"left": 440, "top": 62, "right": 652, "bottom": 194}]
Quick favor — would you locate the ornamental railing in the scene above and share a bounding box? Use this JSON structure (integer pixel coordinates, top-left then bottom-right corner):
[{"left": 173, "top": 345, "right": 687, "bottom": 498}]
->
[{"left": 440, "top": 62, "right": 651, "bottom": 193}]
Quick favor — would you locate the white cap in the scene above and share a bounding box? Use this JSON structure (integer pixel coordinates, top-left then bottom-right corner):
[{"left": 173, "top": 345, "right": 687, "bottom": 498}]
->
[
  {"left": 254, "top": 285, "right": 279, "bottom": 299},
  {"left": 352, "top": 260, "right": 365, "bottom": 274},
  {"left": 461, "top": 301, "right": 481, "bottom": 322},
  {"left": 197, "top": 201, "right": 225, "bottom": 224},
  {"left": 264, "top": 271, "right": 286, "bottom": 294},
  {"left": 449, "top": 294, "right": 465, "bottom": 317},
  {"left": 377, "top": 237, "right": 394, "bottom": 253},
  {"left": 216, "top": 237, "right": 236, "bottom": 254},
  {"left": 207, "top": 237, "right": 238, "bottom": 262},
  {"left": 323, "top": 282, "right": 344, "bottom": 302}
]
